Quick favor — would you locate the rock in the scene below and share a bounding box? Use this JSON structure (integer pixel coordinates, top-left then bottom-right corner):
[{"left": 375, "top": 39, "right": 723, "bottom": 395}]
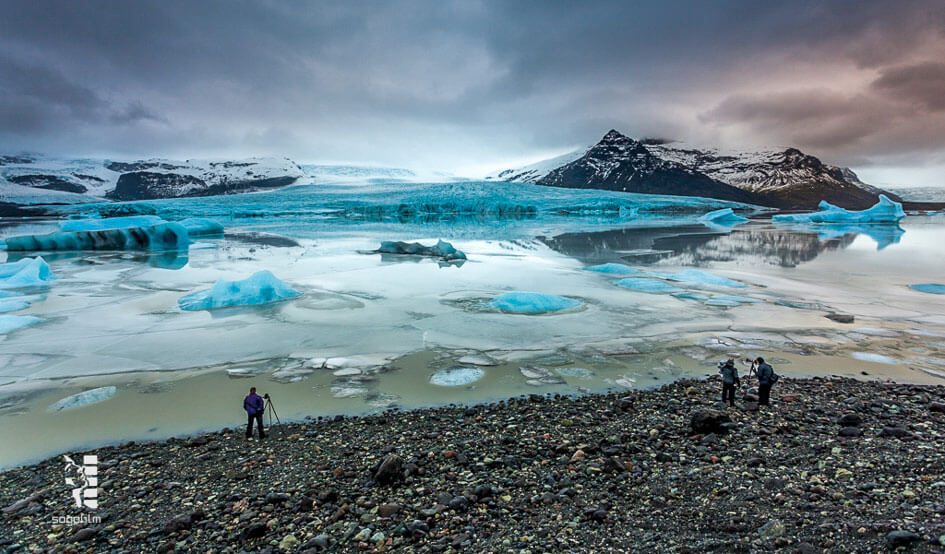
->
[
  {"left": 72, "top": 527, "right": 98, "bottom": 542},
  {"left": 265, "top": 492, "right": 290, "bottom": 504},
  {"left": 839, "top": 427, "right": 863, "bottom": 437},
  {"left": 795, "top": 542, "right": 820, "bottom": 554},
  {"left": 279, "top": 534, "right": 299, "bottom": 550},
  {"left": 879, "top": 426, "right": 915, "bottom": 439},
  {"left": 353, "top": 527, "right": 372, "bottom": 541},
  {"left": 826, "top": 312, "right": 855, "bottom": 323},
  {"left": 758, "top": 518, "right": 785, "bottom": 538},
  {"left": 837, "top": 413, "right": 862, "bottom": 426},
  {"left": 690, "top": 410, "right": 732, "bottom": 434},
  {"left": 570, "top": 449, "right": 586, "bottom": 462},
  {"left": 373, "top": 454, "right": 405, "bottom": 485},
  {"left": 2, "top": 497, "right": 33, "bottom": 515},
  {"left": 239, "top": 522, "right": 268, "bottom": 541},
  {"left": 930, "top": 402, "right": 945, "bottom": 413},
  {"left": 378, "top": 503, "right": 401, "bottom": 517},
  {"left": 885, "top": 530, "right": 921, "bottom": 549},
  {"left": 448, "top": 496, "right": 470, "bottom": 511},
  {"left": 161, "top": 510, "right": 205, "bottom": 534},
  {"left": 404, "top": 520, "right": 430, "bottom": 537},
  {"left": 835, "top": 468, "right": 853, "bottom": 480}
]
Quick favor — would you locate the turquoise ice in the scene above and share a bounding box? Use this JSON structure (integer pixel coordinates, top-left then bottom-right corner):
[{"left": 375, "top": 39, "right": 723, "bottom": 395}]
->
[
  {"left": 489, "top": 292, "right": 582, "bottom": 314},
  {"left": 178, "top": 270, "right": 301, "bottom": 311}
]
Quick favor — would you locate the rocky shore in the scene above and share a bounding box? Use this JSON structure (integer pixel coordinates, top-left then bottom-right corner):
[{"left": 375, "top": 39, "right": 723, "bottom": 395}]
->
[{"left": 2, "top": 377, "right": 944, "bottom": 553}]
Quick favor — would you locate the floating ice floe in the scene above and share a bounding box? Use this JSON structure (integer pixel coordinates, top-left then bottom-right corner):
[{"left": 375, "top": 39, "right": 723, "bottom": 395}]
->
[
  {"left": 226, "top": 368, "right": 258, "bottom": 377},
  {"left": 59, "top": 215, "right": 165, "bottom": 232},
  {"left": 555, "top": 367, "right": 594, "bottom": 377},
  {"left": 177, "top": 218, "right": 225, "bottom": 237},
  {"left": 520, "top": 366, "right": 566, "bottom": 386},
  {"left": 910, "top": 284, "right": 945, "bottom": 295},
  {"left": 5, "top": 222, "right": 191, "bottom": 252},
  {"left": 456, "top": 354, "right": 498, "bottom": 366},
  {"left": 851, "top": 352, "right": 899, "bottom": 364},
  {"left": 489, "top": 292, "right": 582, "bottom": 314},
  {"left": 430, "top": 367, "right": 485, "bottom": 386},
  {"left": 0, "top": 315, "right": 41, "bottom": 334},
  {"left": 771, "top": 194, "right": 905, "bottom": 224},
  {"left": 613, "top": 278, "right": 682, "bottom": 294},
  {"left": 700, "top": 208, "right": 749, "bottom": 226},
  {"left": 333, "top": 368, "right": 362, "bottom": 377},
  {"left": 178, "top": 270, "right": 301, "bottom": 311},
  {"left": 649, "top": 269, "right": 747, "bottom": 288},
  {"left": 375, "top": 239, "right": 466, "bottom": 261},
  {"left": 270, "top": 366, "right": 314, "bottom": 383},
  {"left": 584, "top": 263, "right": 641, "bottom": 275},
  {"left": 0, "top": 298, "right": 31, "bottom": 313},
  {"left": 47, "top": 386, "right": 116, "bottom": 412},
  {"left": 704, "top": 295, "right": 761, "bottom": 307},
  {"left": 330, "top": 383, "right": 368, "bottom": 398},
  {"left": 0, "top": 257, "right": 57, "bottom": 288}
]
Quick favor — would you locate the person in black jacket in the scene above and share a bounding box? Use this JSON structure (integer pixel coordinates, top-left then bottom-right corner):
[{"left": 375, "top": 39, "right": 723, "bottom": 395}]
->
[
  {"left": 718, "top": 358, "right": 740, "bottom": 407},
  {"left": 243, "top": 387, "right": 266, "bottom": 439},
  {"left": 753, "top": 357, "right": 775, "bottom": 406}
]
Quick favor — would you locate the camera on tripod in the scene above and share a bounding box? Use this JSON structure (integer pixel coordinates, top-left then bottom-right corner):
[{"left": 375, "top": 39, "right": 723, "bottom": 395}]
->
[{"left": 263, "top": 393, "right": 270, "bottom": 400}]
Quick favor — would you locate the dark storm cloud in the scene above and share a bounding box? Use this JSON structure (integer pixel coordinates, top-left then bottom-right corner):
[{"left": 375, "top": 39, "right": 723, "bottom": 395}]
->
[{"left": 0, "top": 0, "right": 944, "bottom": 176}]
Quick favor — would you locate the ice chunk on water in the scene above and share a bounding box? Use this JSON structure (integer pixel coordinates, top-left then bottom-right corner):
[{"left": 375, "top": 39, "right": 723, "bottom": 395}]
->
[
  {"left": 456, "top": 353, "right": 498, "bottom": 366},
  {"left": 177, "top": 218, "right": 225, "bottom": 237},
  {"left": 489, "top": 292, "right": 582, "bottom": 314},
  {"left": 700, "top": 208, "right": 748, "bottom": 226},
  {"left": 584, "top": 263, "right": 641, "bottom": 275},
  {"left": 613, "top": 278, "right": 682, "bottom": 294},
  {"left": 178, "top": 270, "right": 301, "bottom": 311},
  {"left": 704, "top": 295, "right": 760, "bottom": 307},
  {"left": 60, "top": 215, "right": 166, "bottom": 232},
  {"left": 851, "top": 352, "right": 898, "bottom": 364},
  {"left": 772, "top": 194, "right": 905, "bottom": 223},
  {"left": 0, "top": 315, "right": 41, "bottom": 334},
  {"left": 376, "top": 239, "right": 467, "bottom": 261},
  {"left": 0, "top": 257, "right": 56, "bottom": 288},
  {"left": 5, "top": 222, "right": 191, "bottom": 252},
  {"left": 47, "top": 386, "right": 116, "bottom": 412},
  {"left": 649, "top": 269, "right": 747, "bottom": 288},
  {"left": 270, "top": 366, "right": 314, "bottom": 383},
  {"left": 0, "top": 297, "right": 32, "bottom": 313},
  {"left": 520, "top": 366, "right": 566, "bottom": 386},
  {"left": 910, "top": 284, "right": 945, "bottom": 295},
  {"left": 430, "top": 367, "right": 485, "bottom": 386}
]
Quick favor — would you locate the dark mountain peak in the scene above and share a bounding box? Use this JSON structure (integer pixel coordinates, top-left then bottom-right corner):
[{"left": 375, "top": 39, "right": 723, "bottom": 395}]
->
[{"left": 601, "top": 129, "right": 628, "bottom": 142}]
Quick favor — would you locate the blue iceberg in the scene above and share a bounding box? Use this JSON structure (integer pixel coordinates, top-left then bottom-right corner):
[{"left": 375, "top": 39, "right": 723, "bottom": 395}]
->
[
  {"left": 704, "top": 295, "right": 760, "bottom": 306},
  {"left": 178, "top": 270, "right": 301, "bottom": 311},
  {"left": 376, "top": 239, "right": 467, "bottom": 261},
  {"left": 489, "top": 291, "right": 582, "bottom": 314},
  {"left": 613, "top": 278, "right": 682, "bottom": 294},
  {"left": 700, "top": 208, "right": 748, "bottom": 226},
  {"left": 5, "top": 222, "right": 191, "bottom": 252},
  {"left": 0, "top": 297, "right": 32, "bottom": 313},
  {"left": 177, "top": 218, "right": 225, "bottom": 237},
  {"left": 60, "top": 215, "right": 166, "bottom": 232},
  {"left": 649, "top": 269, "right": 747, "bottom": 288},
  {"left": 429, "top": 367, "right": 485, "bottom": 386},
  {"left": 585, "top": 263, "right": 641, "bottom": 275},
  {"left": 772, "top": 194, "right": 905, "bottom": 224},
  {"left": 47, "top": 386, "right": 117, "bottom": 412},
  {"left": 910, "top": 283, "right": 945, "bottom": 295},
  {"left": 0, "top": 257, "right": 57, "bottom": 288},
  {"left": 0, "top": 315, "right": 41, "bottom": 334}
]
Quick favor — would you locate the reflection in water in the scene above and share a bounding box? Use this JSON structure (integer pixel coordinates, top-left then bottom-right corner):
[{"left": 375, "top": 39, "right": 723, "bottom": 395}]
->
[
  {"left": 541, "top": 223, "right": 864, "bottom": 268},
  {"left": 775, "top": 223, "right": 905, "bottom": 251}
]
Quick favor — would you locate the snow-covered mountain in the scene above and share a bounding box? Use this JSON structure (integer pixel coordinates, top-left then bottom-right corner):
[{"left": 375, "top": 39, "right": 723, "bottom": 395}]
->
[
  {"left": 485, "top": 130, "right": 899, "bottom": 209},
  {"left": 0, "top": 155, "right": 305, "bottom": 203}
]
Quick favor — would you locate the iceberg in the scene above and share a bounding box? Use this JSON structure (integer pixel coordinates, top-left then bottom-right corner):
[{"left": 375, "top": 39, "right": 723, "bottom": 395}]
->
[
  {"left": 613, "top": 278, "right": 682, "bottom": 294},
  {"left": 4, "top": 223, "right": 191, "bottom": 252},
  {"left": 0, "top": 297, "right": 32, "bottom": 313},
  {"left": 177, "top": 218, "right": 225, "bottom": 237},
  {"left": 0, "top": 257, "right": 57, "bottom": 288},
  {"left": 910, "top": 284, "right": 945, "bottom": 295},
  {"left": 375, "top": 239, "right": 467, "bottom": 261},
  {"left": 700, "top": 208, "right": 749, "bottom": 225},
  {"left": 0, "top": 315, "right": 41, "bottom": 334},
  {"left": 649, "top": 269, "right": 747, "bottom": 288},
  {"left": 489, "top": 292, "right": 582, "bottom": 314},
  {"left": 178, "top": 270, "right": 301, "bottom": 311},
  {"left": 47, "top": 386, "right": 117, "bottom": 412},
  {"left": 584, "top": 263, "right": 641, "bottom": 275},
  {"left": 772, "top": 194, "right": 905, "bottom": 224},
  {"left": 60, "top": 215, "right": 165, "bottom": 232},
  {"left": 430, "top": 367, "right": 485, "bottom": 386},
  {"left": 851, "top": 352, "right": 898, "bottom": 365},
  {"left": 704, "top": 295, "right": 760, "bottom": 307}
]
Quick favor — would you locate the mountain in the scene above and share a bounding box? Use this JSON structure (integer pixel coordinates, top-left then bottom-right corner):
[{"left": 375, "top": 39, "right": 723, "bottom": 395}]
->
[
  {"left": 487, "top": 130, "right": 899, "bottom": 210},
  {"left": 0, "top": 155, "right": 305, "bottom": 203}
]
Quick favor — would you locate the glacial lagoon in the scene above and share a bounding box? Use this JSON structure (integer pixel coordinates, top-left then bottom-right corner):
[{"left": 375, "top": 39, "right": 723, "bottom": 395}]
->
[{"left": 1, "top": 180, "right": 944, "bottom": 467}]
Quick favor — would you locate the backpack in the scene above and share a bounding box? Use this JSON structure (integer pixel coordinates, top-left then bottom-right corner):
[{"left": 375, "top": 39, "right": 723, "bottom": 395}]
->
[{"left": 759, "top": 362, "right": 778, "bottom": 385}]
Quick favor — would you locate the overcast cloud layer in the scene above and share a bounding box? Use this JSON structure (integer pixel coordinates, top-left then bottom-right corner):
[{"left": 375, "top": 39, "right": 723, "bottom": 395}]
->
[{"left": 1, "top": 0, "right": 944, "bottom": 184}]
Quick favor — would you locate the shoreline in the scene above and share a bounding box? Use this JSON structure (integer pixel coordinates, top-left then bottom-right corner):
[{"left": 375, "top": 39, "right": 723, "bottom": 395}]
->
[{"left": 2, "top": 376, "right": 944, "bottom": 552}]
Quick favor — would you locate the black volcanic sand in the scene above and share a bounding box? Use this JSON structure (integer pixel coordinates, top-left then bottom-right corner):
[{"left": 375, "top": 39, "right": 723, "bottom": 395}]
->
[{"left": 2, "top": 377, "right": 945, "bottom": 553}]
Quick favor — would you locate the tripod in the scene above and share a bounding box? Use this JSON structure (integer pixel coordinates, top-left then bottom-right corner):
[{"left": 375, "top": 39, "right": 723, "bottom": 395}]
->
[{"left": 263, "top": 394, "right": 282, "bottom": 438}]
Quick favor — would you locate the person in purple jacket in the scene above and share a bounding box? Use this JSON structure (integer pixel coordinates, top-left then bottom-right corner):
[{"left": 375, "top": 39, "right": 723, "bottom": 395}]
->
[{"left": 243, "top": 387, "right": 266, "bottom": 439}]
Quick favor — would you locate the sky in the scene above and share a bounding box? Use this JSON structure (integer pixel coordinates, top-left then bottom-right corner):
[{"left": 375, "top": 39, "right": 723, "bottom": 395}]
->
[{"left": 1, "top": 0, "right": 944, "bottom": 186}]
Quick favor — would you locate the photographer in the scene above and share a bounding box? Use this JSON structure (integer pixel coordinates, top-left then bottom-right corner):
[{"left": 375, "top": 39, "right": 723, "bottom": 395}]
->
[
  {"left": 718, "top": 357, "right": 739, "bottom": 407},
  {"left": 243, "top": 387, "right": 266, "bottom": 440}
]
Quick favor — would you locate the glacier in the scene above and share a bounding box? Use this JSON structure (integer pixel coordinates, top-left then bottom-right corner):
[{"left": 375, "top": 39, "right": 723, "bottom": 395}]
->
[
  {"left": 46, "top": 386, "right": 117, "bottom": 412},
  {"left": 772, "top": 194, "right": 905, "bottom": 224},
  {"left": 489, "top": 292, "right": 582, "bottom": 314},
  {"left": 5, "top": 222, "right": 191, "bottom": 252},
  {"left": 177, "top": 270, "right": 301, "bottom": 311},
  {"left": 0, "top": 257, "right": 57, "bottom": 288}
]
